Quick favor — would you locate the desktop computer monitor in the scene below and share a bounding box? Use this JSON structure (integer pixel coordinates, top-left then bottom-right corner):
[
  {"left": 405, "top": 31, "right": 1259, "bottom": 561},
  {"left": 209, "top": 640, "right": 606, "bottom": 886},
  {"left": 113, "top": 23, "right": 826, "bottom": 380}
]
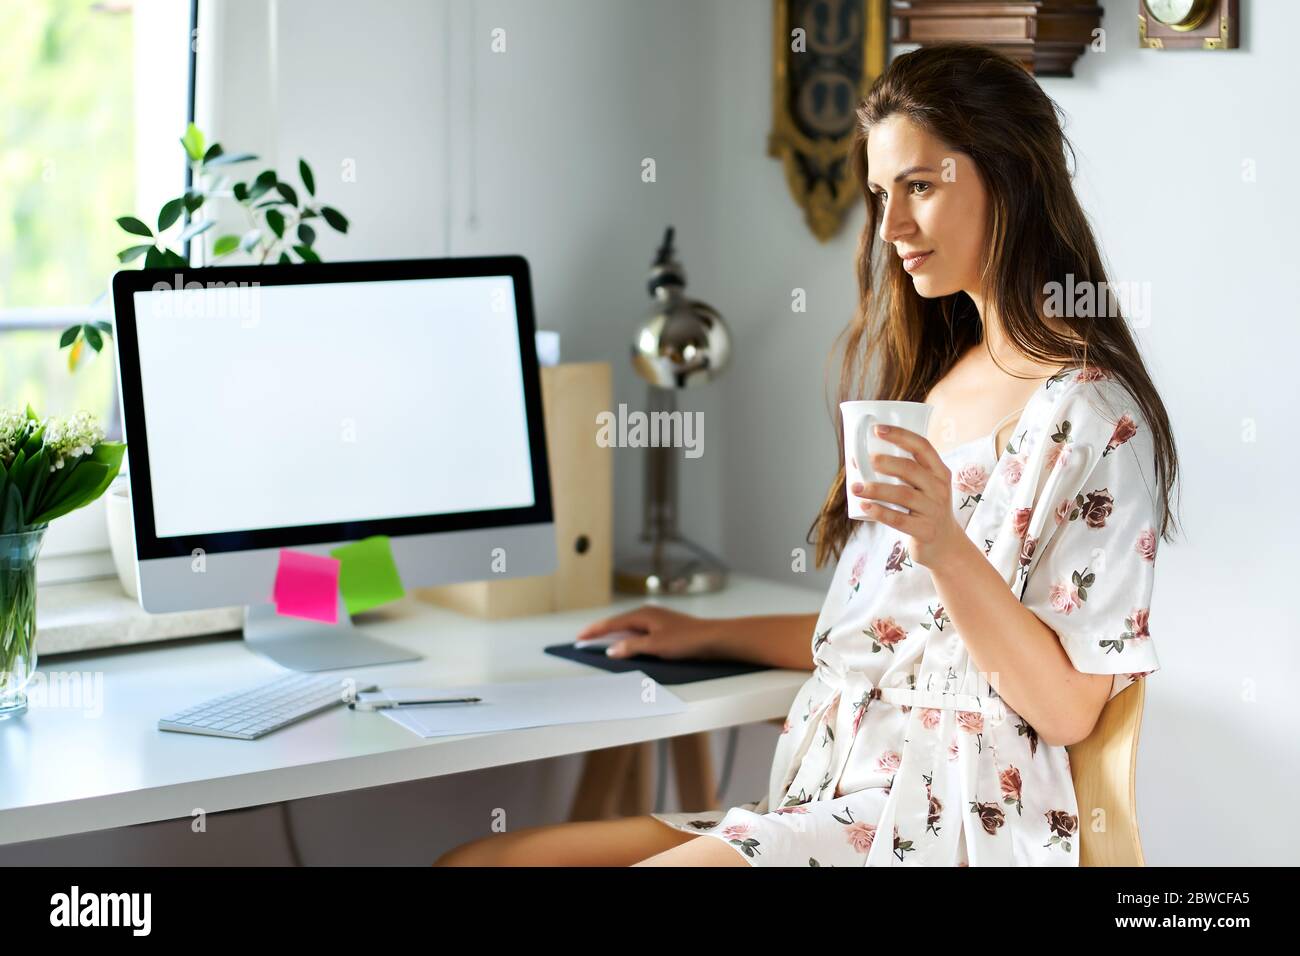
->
[{"left": 111, "top": 256, "right": 556, "bottom": 670}]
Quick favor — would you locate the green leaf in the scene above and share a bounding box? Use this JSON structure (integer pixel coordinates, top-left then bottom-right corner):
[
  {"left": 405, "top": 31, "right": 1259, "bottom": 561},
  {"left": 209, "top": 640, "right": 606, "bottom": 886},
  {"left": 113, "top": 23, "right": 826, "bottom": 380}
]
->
[
  {"left": 254, "top": 169, "right": 277, "bottom": 188},
  {"left": 202, "top": 143, "right": 223, "bottom": 164},
  {"left": 144, "top": 246, "right": 167, "bottom": 268},
  {"left": 299, "top": 159, "right": 315, "bottom": 196},
  {"left": 28, "top": 463, "right": 107, "bottom": 526},
  {"left": 84, "top": 325, "right": 104, "bottom": 351},
  {"left": 59, "top": 326, "right": 81, "bottom": 348},
  {"left": 204, "top": 151, "right": 258, "bottom": 167},
  {"left": 180, "top": 122, "right": 205, "bottom": 162},
  {"left": 158, "top": 198, "right": 185, "bottom": 231},
  {"left": 321, "top": 206, "right": 348, "bottom": 233},
  {"left": 35, "top": 449, "right": 76, "bottom": 506},
  {"left": 15, "top": 451, "right": 41, "bottom": 496},
  {"left": 183, "top": 190, "right": 205, "bottom": 213},
  {"left": 299, "top": 208, "right": 318, "bottom": 219},
  {"left": 240, "top": 230, "right": 261, "bottom": 253},
  {"left": 162, "top": 249, "right": 189, "bottom": 268},
  {"left": 22, "top": 449, "right": 49, "bottom": 519},
  {"left": 180, "top": 218, "right": 215, "bottom": 242},
  {"left": 18, "top": 423, "right": 44, "bottom": 455},
  {"left": 278, "top": 252, "right": 291, "bottom": 264},
  {"left": 246, "top": 182, "right": 271, "bottom": 202},
  {"left": 275, "top": 182, "right": 298, "bottom": 206},
  {"left": 117, "top": 216, "right": 153, "bottom": 238},
  {"left": 265, "top": 208, "right": 285, "bottom": 239},
  {"left": 252, "top": 198, "right": 289, "bottom": 209},
  {"left": 213, "top": 234, "right": 240, "bottom": 257},
  {"left": 298, "top": 223, "right": 316, "bottom": 247},
  {"left": 294, "top": 244, "right": 321, "bottom": 263},
  {"left": 29, "top": 443, "right": 124, "bottom": 526},
  {"left": 92, "top": 320, "right": 113, "bottom": 333},
  {"left": 2, "top": 482, "right": 23, "bottom": 535},
  {"left": 233, "top": 182, "right": 249, "bottom": 202},
  {"left": 117, "top": 244, "right": 153, "bottom": 263},
  {"left": 84, "top": 443, "right": 126, "bottom": 505}
]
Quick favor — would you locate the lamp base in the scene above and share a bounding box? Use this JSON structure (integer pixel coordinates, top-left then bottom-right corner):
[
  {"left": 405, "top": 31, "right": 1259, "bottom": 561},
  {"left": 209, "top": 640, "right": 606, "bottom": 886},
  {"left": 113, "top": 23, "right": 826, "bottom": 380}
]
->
[{"left": 614, "top": 535, "right": 728, "bottom": 596}]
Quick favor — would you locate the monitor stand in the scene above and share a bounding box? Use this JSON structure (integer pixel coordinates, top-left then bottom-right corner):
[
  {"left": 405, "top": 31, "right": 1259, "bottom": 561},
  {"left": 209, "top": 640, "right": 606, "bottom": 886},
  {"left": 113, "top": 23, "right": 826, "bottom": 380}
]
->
[{"left": 242, "top": 603, "right": 422, "bottom": 671}]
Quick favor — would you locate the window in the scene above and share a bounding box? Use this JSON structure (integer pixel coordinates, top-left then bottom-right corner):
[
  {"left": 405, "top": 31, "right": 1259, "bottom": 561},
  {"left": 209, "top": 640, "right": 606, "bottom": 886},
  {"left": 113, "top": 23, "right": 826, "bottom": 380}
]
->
[{"left": 1, "top": 0, "right": 190, "bottom": 581}]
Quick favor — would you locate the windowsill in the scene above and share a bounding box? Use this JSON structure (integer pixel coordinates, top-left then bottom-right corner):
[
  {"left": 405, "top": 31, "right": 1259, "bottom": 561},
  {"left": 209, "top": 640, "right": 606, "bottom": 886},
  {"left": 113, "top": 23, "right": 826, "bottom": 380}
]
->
[{"left": 36, "top": 578, "right": 243, "bottom": 658}]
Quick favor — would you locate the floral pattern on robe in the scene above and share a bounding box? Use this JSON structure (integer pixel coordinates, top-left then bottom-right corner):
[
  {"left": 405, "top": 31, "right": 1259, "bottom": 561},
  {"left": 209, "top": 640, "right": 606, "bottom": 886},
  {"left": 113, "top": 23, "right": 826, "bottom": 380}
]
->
[{"left": 650, "top": 366, "right": 1163, "bottom": 866}]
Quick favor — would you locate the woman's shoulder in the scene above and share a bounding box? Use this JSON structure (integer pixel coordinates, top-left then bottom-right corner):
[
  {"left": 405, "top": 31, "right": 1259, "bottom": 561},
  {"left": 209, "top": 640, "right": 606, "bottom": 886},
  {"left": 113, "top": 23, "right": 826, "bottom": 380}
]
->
[
  {"left": 1039, "top": 365, "right": 1149, "bottom": 429},
  {"left": 1034, "top": 365, "right": 1158, "bottom": 491}
]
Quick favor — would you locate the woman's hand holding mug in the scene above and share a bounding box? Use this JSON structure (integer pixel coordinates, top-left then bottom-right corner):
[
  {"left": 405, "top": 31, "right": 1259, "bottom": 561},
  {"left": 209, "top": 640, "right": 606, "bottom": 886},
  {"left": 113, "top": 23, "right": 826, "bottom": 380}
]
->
[{"left": 850, "top": 422, "right": 969, "bottom": 572}]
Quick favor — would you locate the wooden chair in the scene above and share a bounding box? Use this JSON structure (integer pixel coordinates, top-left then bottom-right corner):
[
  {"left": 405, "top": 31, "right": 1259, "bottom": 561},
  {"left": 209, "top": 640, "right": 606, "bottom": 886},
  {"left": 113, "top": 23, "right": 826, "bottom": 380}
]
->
[
  {"left": 1067, "top": 678, "right": 1147, "bottom": 866},
  {"left": 569, "top": 734, "right": 717, "bottom": 821}
]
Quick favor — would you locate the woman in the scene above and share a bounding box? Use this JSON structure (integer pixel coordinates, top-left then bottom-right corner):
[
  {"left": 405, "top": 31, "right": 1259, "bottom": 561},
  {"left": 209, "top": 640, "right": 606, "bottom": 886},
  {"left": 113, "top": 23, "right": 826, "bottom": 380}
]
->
[{"left": 435, "top": 42, "right": 1181, "bottom": 867}]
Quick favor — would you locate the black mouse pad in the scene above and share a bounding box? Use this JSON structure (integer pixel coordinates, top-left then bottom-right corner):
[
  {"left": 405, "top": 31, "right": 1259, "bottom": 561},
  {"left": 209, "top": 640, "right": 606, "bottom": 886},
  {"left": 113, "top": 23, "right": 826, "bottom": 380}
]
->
[{"left": 543, "top": 643, "right": 771, "bottom": 684}]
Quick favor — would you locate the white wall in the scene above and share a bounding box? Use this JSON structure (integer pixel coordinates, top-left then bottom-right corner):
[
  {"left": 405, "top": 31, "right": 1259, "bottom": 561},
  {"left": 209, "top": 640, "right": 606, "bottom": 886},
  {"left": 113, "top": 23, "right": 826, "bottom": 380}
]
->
[{"left": 16, "top": 0, "right": 1295, "bottom": 866}]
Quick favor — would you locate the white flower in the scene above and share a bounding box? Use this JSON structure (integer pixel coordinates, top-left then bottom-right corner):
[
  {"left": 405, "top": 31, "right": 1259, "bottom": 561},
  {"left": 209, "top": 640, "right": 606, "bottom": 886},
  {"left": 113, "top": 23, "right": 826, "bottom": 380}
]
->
[
  {"left": 41, "top": 410, "right": 106, "bottom": 471},
  {"left": 0, "top": 409, "right": 37, "bottom": 468},
  {"left": 1, "top": 407, "right": 106, "bottom": 472}
]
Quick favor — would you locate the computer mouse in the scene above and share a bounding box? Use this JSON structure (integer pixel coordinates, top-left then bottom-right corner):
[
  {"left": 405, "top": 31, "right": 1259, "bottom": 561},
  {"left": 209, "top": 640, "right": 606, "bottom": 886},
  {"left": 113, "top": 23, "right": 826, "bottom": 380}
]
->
[{"left": 572, "top": 628, "right": 644, "bottom": 651}]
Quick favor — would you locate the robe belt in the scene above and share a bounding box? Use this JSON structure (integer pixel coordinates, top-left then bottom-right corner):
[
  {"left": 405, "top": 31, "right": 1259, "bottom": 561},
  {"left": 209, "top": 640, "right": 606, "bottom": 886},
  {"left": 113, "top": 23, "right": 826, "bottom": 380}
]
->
[{"left": 816, "top": 667, "right": 1008, "bottom": 721}]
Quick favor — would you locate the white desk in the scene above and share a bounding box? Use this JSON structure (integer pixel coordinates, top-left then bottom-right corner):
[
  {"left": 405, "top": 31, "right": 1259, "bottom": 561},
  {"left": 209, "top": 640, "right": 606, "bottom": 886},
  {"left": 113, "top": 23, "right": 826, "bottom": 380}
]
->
[{"left": 0, "top": 574, "right": 821, "bottom": 847}]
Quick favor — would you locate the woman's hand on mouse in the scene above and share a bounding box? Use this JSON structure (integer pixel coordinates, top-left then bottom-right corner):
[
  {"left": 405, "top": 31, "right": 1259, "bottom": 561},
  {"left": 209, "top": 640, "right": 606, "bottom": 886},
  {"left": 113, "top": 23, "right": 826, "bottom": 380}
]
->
[
  {"left": 850, "top": 423, "right": 969, "bottom": 573},
  {"left": 576, "top": 606, "right": 722, "bottom": 660}
]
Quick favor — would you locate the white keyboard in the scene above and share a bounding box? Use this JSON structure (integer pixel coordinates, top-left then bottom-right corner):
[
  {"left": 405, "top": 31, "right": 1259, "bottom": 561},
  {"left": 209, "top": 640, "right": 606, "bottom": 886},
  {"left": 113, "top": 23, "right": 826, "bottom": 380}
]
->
[{"left": 158, "top": 672, "right": 378, "bottom": 740}]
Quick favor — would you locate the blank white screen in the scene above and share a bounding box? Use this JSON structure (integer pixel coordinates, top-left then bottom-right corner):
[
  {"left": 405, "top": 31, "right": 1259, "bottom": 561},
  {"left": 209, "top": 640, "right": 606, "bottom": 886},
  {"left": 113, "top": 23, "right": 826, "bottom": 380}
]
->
[{"left": 133, "top": 275, "right": 536, "bottom": 538}]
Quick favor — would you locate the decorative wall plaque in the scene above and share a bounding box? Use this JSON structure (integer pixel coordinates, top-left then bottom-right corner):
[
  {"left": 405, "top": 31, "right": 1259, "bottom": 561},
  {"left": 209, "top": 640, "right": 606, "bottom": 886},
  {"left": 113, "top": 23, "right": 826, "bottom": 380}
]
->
[{"left": 768, "top": 0, "right": 889, "bottom": 242}]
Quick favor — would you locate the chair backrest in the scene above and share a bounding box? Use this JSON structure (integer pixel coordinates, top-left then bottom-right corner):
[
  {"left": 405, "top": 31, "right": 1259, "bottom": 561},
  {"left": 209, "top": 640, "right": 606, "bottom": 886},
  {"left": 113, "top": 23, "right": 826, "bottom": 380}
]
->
[{"left": 1066, "top": 678, "right": 1146, "bottom": 866}]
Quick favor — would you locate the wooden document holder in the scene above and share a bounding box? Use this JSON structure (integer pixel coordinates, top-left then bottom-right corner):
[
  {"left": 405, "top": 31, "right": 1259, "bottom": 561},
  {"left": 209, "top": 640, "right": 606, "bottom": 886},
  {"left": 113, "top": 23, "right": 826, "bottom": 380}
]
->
[{"left": 416, "top": 361, "right": 613, "bottom": 618}]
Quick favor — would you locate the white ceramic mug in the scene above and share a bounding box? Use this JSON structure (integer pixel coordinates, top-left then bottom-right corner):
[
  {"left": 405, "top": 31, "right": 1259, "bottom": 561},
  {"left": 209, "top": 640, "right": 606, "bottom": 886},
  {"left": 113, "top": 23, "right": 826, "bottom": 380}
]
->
[{"left": 839, "top": 400, "right": 934, "bottom": 518}]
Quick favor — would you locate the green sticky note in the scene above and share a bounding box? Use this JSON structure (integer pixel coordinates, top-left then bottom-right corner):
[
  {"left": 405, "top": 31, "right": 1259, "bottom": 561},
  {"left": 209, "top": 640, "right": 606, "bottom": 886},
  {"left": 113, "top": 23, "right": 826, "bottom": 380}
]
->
[{"left": 329, "top": 535, "right": 405, "bottom": 616}]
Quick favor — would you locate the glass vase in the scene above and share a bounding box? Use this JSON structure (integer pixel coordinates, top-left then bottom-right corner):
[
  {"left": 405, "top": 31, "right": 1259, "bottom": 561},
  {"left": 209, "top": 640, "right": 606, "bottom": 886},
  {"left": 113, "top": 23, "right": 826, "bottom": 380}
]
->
[{"left": 0, "top": 527, "right": 46, "bottom": 719}]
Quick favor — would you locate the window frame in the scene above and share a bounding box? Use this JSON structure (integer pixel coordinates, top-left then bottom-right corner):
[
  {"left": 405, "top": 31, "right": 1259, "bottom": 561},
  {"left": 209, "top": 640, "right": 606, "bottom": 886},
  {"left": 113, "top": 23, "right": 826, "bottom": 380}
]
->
[{"left": 0, "top": 0, "right": 196, "bottom": 585}]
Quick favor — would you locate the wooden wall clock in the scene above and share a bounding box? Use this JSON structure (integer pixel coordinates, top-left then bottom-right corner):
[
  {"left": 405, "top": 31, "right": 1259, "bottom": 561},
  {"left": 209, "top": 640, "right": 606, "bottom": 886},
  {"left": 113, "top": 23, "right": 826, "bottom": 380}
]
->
[
  {"left": 768, "top": 0, "right": 889, "bottom": 242},
  {"left": 1139, "top": 0, "right": 1238, "bottom": 49}
]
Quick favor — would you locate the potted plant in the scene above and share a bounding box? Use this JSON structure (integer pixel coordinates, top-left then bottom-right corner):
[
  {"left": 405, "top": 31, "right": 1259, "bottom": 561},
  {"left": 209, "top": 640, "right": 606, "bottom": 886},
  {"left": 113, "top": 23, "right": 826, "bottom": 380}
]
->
[
  {"left": 60, "top": 123, "right": 350, "bottom": 598},
  {"left": 1, "top": 407, "right": 125, "bottom": 718}
]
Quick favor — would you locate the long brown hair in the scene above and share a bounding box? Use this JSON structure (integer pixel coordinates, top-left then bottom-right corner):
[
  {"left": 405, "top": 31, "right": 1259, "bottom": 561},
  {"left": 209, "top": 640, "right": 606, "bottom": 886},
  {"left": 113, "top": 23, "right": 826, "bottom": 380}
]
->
[{"left": 807, "top": 43, "right": 1181, "bottom": 569}]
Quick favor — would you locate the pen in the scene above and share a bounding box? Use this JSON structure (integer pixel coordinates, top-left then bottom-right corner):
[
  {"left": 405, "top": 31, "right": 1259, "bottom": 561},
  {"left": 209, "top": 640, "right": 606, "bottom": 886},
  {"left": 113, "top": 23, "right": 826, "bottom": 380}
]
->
[{"left": 349, "top": 696, "right": 482, "bottom": 711}]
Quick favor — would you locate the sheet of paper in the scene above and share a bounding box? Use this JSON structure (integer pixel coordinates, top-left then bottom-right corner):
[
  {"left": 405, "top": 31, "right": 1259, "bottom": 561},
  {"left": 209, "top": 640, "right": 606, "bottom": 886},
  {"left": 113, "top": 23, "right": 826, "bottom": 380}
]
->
[
  {"left": 272, "top": 549, "right": 340, "bottom": 624},
  {"left": 356, "top": 671, "right": 687, "bottom": 739},
  {"left": 329, "top": 535, "right": 405, "bottom": 615}
]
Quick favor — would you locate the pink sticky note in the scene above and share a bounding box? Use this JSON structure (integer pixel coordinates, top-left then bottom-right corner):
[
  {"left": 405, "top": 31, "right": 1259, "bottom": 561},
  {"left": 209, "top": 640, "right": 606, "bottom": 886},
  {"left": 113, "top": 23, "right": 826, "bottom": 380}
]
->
[{"left": 272, "top": 549, "right": 341, "bottom": 624}]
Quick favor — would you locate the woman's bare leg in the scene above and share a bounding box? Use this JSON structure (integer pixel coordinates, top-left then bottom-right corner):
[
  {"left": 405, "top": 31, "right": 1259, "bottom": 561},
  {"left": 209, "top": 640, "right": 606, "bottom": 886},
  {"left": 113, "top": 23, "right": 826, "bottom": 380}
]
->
[
  {"left": 635, "top": 834, "right": 752, "bottom": 866},
  {"left": 433, "top": 815, "right": 703, "bottom": 867}
]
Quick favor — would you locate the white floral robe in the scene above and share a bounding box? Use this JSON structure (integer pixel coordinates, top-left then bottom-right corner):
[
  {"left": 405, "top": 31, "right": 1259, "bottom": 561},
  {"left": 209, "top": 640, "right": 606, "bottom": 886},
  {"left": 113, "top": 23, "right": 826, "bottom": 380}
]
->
[{"left": 651, "top": 366, "right": 1163, "bottom": 866}]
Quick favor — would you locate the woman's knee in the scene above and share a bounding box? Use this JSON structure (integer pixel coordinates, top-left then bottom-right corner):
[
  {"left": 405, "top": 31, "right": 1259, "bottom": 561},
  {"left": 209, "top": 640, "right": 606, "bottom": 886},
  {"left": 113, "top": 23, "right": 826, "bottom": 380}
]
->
[
  {"left": 434, "top": 824, "right": 572, "bottom": 867},
  {"left": 434, "top": 833, "right": 511, "bottom": 866},
  {"left": 433, "top": 816, "right": 692, "bottom": 867}
]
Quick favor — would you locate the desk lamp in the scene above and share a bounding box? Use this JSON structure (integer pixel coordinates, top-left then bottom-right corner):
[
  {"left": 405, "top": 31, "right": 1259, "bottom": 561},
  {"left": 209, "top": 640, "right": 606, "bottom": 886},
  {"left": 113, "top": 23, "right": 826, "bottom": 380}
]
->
[{"left": 615, "top": 227, "right": 732, "bottom": 595}]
